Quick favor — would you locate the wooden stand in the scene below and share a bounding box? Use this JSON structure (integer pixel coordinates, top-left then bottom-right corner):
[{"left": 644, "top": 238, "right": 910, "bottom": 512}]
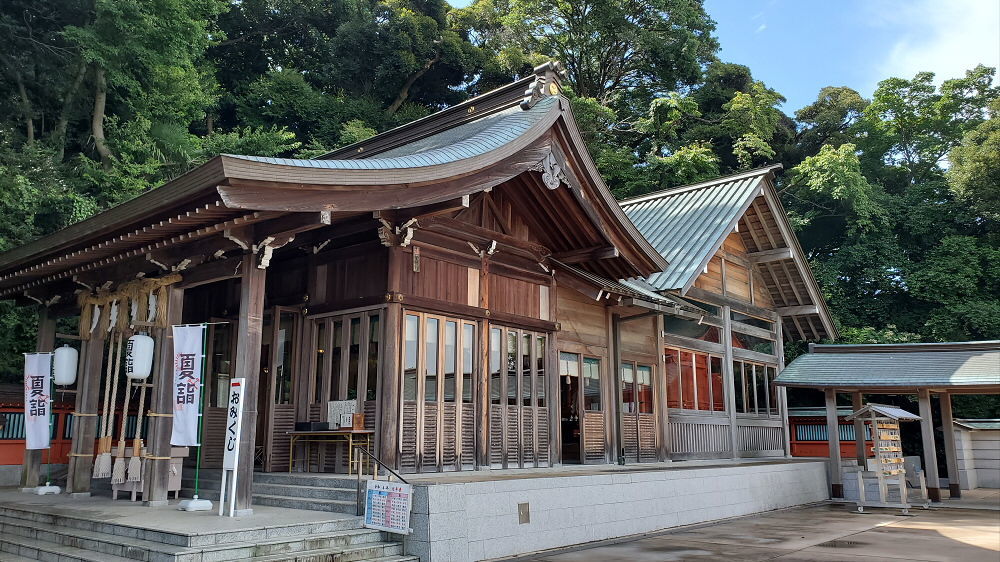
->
[{"left": 112, "top": 447, "right": 188, "bottom": 501}]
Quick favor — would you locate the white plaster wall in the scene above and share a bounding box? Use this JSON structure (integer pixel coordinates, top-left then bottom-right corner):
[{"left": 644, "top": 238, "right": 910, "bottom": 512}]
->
[
  {"left": 404, "top": 460, "right": 829, "bottom": 561},
  {"left": 955, "top": 428, "right": 978, "bottom": 490},
  {"left": 970, "top": 430, "right": 1000, "bottom": 488}
]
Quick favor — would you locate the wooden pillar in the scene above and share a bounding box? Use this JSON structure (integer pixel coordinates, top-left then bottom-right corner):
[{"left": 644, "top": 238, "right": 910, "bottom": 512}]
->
[
  {"left": 776, "top": 319, "right": 790, "bottom": 458},
  {"left": 654, "top": 313, "right": 670, "bottom": 461},
  {"left": 825, "top": 388, "right": 843, "bottom": 498},
  {"left": 66, "top": 330, "right": 106, "bottom": 495},
  {"left": 852, "top": 392, "right": 866, "bottom": 466},
  {"left": 143, "top": 285, "right": 184, "bottom": 506},
  {"left": 475, "top": 252, "right": 491, "bottom": 468},
  {"left": 377, "top": 246, "right": 404, "bottom": 469},
  {"left": 918, "top": 388, "right": 942, "bottom": 502},
  {"left": 546, "top": 277, "right": 560, "bottom": 465},
  {"left": 234, "top": 256, "right": 267, "bottom": 515},
  {"left": 939, "top": 392, "right": 961, "bottom": 498},
  {"left": 610, "top": 312, "right": 624, "bottom": 465},
  {"left": 722, "top": 305, "right": 739, "bottom": 458},
  {"left": 21, "top": 306, "right": 56, "bottom": 489}
]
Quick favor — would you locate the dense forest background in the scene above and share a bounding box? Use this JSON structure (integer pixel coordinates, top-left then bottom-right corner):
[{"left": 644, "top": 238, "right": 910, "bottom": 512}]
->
[{"left": 1, "top": 1, "right": 997, "bottom": 414}]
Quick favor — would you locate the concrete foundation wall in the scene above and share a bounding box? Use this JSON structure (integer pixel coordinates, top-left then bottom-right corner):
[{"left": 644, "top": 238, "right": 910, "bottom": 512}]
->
[
  {"left": 404, "top": 460, "right": 829, "bottom": 561},
  {"left": 956, "top": 428, "right": 1000, "bottom": 489}
]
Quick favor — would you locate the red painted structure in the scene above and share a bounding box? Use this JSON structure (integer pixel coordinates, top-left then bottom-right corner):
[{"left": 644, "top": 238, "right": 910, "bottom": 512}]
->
[{"left": 788, "top": 407, "right": 874, "bottom": 458}]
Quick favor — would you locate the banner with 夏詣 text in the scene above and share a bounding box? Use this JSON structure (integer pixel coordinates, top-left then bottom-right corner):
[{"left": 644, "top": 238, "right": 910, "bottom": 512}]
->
[
  {"left": 24, "top": 353, "right": 52, "bottom": 450},
  {"left": 170, "top": 325, "right": 205, "bottom": 446}
]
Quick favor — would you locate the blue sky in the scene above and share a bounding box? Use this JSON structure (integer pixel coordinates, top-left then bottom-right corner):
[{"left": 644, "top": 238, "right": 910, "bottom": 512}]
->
[{"left": 449, "top": 0, "right": 999, "bottom": 113}]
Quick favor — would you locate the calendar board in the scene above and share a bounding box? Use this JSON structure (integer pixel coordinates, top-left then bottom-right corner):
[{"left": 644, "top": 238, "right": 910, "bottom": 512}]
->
[{"left": 364, "top": 480, "right": 413, "bottom": 535}]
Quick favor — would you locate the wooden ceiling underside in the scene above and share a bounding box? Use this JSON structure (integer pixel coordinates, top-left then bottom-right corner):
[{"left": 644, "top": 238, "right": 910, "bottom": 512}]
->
[{"left": 739, "top": 196, "right": 830, "bottom": 341}]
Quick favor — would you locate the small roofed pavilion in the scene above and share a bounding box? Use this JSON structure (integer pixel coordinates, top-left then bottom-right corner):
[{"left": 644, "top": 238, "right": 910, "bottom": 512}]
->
[{"left": 776, "top": 341, "right": 1000, "bottom": 502}]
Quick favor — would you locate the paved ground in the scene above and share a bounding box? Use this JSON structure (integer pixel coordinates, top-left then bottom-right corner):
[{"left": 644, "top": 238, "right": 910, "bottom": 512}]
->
[{"left": 513, "top": 503, "right": 1000, "bottom": 561}]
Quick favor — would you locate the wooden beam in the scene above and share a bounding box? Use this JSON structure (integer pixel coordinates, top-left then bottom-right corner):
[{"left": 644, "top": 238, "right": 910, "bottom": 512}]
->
[
  {"left": 378, "top": 247, "right": 404, "bottom": 469},
  {"left": 684, "top": 287, "right": 779, "bottom": 321},
  {"left": 255, "top": 211, "right": 332, "bottom": 241},
  {"left": 395, "top": 195, "right": 470, "bottom": 223},
  {"left": 825, "top": 389, "right": 843, "bottom": 498},
  {"left": 550, "top": 245, "right": 619, "bottom": 264},
  {"left": 918, "top": 389, "right": 942, "bottom": 502},
  {"left": 176, "top": 255, "right": 245, "bottom": 289},
  {"left": 775, "top": 304, "right": 819, "bottom": 317},
  {"left": 939, "top": 392, "right": 961, "bottom": 498},
  {"left": 747, "top": 247, "right": 792, "bottom": 264},
  {"left": 234, "top": 255, "right": 266, "bottom": 514}
]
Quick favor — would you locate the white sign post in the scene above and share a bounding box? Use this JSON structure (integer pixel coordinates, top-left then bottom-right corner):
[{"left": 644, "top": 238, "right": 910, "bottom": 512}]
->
[
  {"left": 363, "top": 480, "right": 413, "bottom": 535},
  {"left": 23, "top": 353, "right": 52, "bottom": 451},
  {"left": 219, "top": 378, "right": 245, "bottom": 517}
]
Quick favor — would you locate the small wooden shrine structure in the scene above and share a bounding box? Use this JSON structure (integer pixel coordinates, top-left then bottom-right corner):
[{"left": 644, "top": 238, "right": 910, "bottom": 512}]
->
[{"left": 0, "top": 63, "right": 837, "bottom": 514}]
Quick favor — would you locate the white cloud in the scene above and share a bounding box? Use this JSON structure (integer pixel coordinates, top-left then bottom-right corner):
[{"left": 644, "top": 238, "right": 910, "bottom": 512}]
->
[
  {"left": 868, "top": 0, "right": 1000, "bottom": 91},
  {"left": 755, "top": 23, "right": 767, "bottom": 33}
]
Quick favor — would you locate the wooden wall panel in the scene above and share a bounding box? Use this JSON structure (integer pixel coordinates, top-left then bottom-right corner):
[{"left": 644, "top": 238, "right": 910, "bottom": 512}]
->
[
  {"left": 422, "top": 403, "right": 439, "bottom": 471},
  {"left": 269, "top": 404, "right": 295, "bottom": 472},
  {"left": 621, "top": 315, "right": 658, "bottom": 358},
  {"left": 461, "top": 406, "right": 475, "bottom": 469},
  {"left": 536, "top": 407, "right": 549, "bottom": 467},
  {"left": 402, "top": 255, "right": 469, "bottom": 304},
  {"left": 489, "top": 405, "right": 504, "bottom": 467},
  {"left": 584, "top": 411, "right": 607, "bottom": 463},
  {"left": 267, "top": 255, "right": 308, "bottom": 302},
  {"left": 752, "top": 270, "right": 774, "bottom": 308},
  {"left": 693, "top": 256, "right": 724, "bottom": 294},
  {"left": 489, "top": 274, "right": 540, "bottom": 318},
  {"left": 726, "top": 262, "right": 751, "bottom": 301},
  {"left": 556, "top": 286, "right": 608, "bottom": 349},
  {"left": 324, "top": 251, "right": 387, "bottom": 304},
  {"left": 400, "top": 403, "right": 418, "bottom": 473}
]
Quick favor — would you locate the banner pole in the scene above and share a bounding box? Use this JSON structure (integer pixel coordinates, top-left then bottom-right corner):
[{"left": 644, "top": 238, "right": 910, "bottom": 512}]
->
[{"left": 194, "top": 323, "right": 208, "bottom": 498}]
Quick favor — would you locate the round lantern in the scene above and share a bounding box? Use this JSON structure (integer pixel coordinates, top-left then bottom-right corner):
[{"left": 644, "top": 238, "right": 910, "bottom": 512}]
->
[
  {"left": 125, "top": 334, "right": 155, "bottom": 380},
  {"left": 53, "top": 345, "right": 79, "bottom": 386}
]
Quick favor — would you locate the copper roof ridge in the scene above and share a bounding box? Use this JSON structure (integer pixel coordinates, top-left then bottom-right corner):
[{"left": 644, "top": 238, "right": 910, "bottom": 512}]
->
[{"left": 619, "top": 164, "right": 783, "bottom": 206}]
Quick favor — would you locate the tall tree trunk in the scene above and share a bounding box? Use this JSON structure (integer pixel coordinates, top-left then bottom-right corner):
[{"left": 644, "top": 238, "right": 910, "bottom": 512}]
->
[
  {"left": 15, "top": 71, "right": 34, "bottom": 144},
  {"left": 53, "top": 61, "right": 89, "bottom": 162},
  {"left": 91, "top": 66, "right": 113, "bottom": 170},
  {"left": 386, "top": 54, "right": 440, "bottom": 116}
]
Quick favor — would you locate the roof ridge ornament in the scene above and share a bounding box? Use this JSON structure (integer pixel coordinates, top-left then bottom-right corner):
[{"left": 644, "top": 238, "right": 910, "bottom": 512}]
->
[{"left": 521, "top": 61, "right": 565, "bottom": 110}]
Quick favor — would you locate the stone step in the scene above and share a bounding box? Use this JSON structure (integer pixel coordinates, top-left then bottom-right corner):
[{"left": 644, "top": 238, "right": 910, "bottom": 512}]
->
[
  {"left": 254, "top": 472, "right": 362, "bottom": 488},
  {"left": 0, "top": 533, "right": 137, "bottom": 562},
  {"left": 254, "top": 493, "right": 358, "bottom": 514},
  {"left": 0, "top": 503, "right": 362, "bottom": 548},
  {"left": 253, "top": 482, "right": 358, "bottom": 501},
  {"left": 248, "top": 542, "right": 406, "bottom": 562},
  {"left": 1, "top": 510, "right": 392, "bottom": 562}
]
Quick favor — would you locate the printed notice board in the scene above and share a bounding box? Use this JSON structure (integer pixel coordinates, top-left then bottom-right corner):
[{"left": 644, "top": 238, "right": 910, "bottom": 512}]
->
[{"left": 363, "top": 480, "right": 412, "bottom": 535}]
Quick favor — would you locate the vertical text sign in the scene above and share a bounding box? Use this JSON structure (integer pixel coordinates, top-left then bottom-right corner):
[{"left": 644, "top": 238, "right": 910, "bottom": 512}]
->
[
  {"left": 170, "top": 325, "right": 204, "bottom": 446},
  {"left": 364, "top": 480, "right": 413, "bottom": 535},
  {"left": 23, "top": 353, "right": 52, "bottom": 450},
  {"left": 223, "top": 378, "right": 245, "bottom": 470}
]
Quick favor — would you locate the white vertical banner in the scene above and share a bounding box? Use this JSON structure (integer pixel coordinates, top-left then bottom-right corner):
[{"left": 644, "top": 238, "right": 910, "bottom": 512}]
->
[
  {"left": 23, "top": 353, "right": 52, "bottom": 450},
  {"left": 170, "top": 325, "right": 205, "bottom": 446}
]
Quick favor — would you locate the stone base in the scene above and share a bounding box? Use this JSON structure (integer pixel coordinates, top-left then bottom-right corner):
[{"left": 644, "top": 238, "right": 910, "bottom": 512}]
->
[
  {"left": 234, "top": 508, "right": 254, "bottom": 517},
  {"left": 402, "top": 459, "right": 829, "bottom": 562},
  {"left": 69, "top": 492, "right": 92, "bottom": 499}
]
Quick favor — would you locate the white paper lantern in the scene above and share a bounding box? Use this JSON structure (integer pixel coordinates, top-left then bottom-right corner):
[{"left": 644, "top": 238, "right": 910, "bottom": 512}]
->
[
  {"left": 53, "top": 345, "right": 78, "bottom": 386},
  {"left": 125, "top": 334, "right": 155, "bottom": 380}
]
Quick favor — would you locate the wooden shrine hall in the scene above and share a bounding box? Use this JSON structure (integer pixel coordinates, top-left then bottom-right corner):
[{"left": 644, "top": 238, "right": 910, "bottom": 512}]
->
[{"left": 0, "top": 62, "right": 836, "bottom": 515}]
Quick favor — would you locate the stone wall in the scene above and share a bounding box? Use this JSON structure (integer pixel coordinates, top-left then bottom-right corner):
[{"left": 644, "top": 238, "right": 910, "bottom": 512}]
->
[{"left": 404, "top": 460, "right": 828, "bottom": 561}]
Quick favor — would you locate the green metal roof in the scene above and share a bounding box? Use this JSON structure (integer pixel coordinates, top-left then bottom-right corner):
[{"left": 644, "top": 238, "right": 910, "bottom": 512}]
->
[
  {"left": 954, "top": 419, "right": 1000, "bottom": 430},
  {"left": 226, "top": 97, "right": 556, "bottom": 170},
  {"left": 776, "top": 341, "right": 1000, "bottom": 390},
  {"left": 619, "top": 166, "right": 779, "bottom": 291}
]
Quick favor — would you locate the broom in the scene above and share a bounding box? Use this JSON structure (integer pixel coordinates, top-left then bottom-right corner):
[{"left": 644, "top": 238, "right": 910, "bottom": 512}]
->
[{"left": 94, "top": 333, "right": 122, "bottom": 478}]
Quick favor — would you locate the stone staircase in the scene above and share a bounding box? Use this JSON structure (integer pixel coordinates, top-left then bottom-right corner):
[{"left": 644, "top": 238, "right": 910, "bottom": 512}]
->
[
  {"left": 179, "top": 470, "right": 362, "bottom": 515},
  {"left": 0, "top": 500, "right": 416, "bottom": 562}
]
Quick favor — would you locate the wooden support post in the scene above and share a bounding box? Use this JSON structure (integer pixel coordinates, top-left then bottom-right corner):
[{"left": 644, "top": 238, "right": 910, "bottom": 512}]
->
[
  {"left": 66, "top": 331, "right": 106, "bottom": 495},
  {"left": 852, "top": 392, "right": 866, "bottom": 466},
  {"left": 21, "top": 307, "right": 56, "bottom": 490},
  {"left": 234, "top": 256, "right": 266, "bottom": 515},
  {"left": 143, "top": 285, "right": 184, "bottom": 506},
  {"left": 722, "top": 305, "right": 739, "bottom": 458},
  {"left": 939, "top": 392, "right": 961, "bottom": 498},
  {"left": 379, "top": 246, "right": 404, "bottom": 469},
  {"left": 610, "top": 313, "right": 624, "bottom": 465},
  {"left": 546, "top": 277, "right": 560, "bottom": 466},
  {"left": 776, "top": 319, "right": 791, "bottom": 458},
  {"left": 654, "top": 313, "right": 670, "bottom": 461},
  {"left": 825, "top": 388, "right": 843, "bottom": 498},
  {"left": 475, "top": 252, "right": 491, "bottom": 468},
  {"left": 918, "top": 388, "right": 942, "bottom": 502}
]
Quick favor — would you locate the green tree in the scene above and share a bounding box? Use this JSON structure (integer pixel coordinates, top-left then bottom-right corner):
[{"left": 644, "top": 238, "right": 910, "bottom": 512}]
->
[{"left": 948, "top": 99, "right": 1000, "bottom": 220}]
